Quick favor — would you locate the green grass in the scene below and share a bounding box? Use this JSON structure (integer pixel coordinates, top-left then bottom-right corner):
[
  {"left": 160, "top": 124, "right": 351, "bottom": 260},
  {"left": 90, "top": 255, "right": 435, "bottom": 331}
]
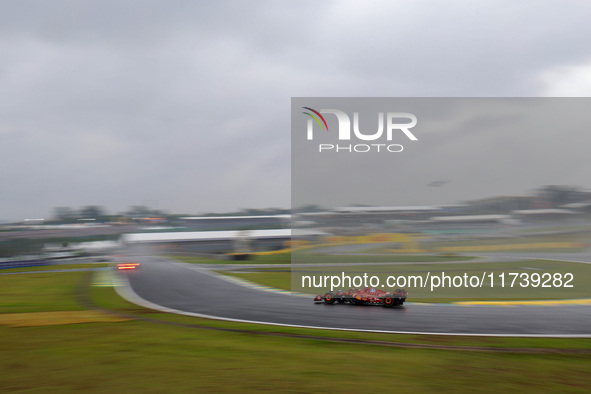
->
[
  {"left": 423, "top": 231, "right": 591, "bottom": 251},
  {"left": 220, "top": 259, "right": 591, "bottom": 301},
  {"left": 222, "top": 270, "right": 294, "bottom": 291},
  {"left": 293, "top": 254, "right": 477, "bottom": 264},
  {"left": 517, "top": 225, "right": 591, "bottom": 233},
  {"left": 0, "top": 272, "right": 86, "bottom": 313},
  {"left": 1, "top": 269, "right": 591, "bottom": 392},
  {"left": 365, "top": 246, "right": 585, "bottom": 254},
  {"left": 3, "top": 321, "right": 591, "bottom": 393}
]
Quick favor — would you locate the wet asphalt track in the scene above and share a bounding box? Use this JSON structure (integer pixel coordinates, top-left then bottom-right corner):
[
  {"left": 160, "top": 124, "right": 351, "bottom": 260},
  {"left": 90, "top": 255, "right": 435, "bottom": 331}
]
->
[{"left": 123, "top": 256, "right": 591, "bottom": 336}]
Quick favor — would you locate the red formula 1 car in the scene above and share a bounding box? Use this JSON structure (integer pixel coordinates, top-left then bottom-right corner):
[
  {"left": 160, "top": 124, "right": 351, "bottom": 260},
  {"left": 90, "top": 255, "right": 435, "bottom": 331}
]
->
[{"left": 314, "top": 287, "right": 407, "bottom": 307}]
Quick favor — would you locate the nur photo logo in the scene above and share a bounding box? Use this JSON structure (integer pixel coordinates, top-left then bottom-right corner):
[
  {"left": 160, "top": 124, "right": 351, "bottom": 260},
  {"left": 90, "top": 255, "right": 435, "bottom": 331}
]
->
[{"left": 302, "top": 107, "right": 418, "bottom": 153}]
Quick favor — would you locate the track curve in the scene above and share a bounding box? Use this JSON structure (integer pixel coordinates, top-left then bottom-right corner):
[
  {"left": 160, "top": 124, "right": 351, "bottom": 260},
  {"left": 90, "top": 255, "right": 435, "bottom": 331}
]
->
[{"left": 119, "top": 256, "right": 591, "bottom": 337}]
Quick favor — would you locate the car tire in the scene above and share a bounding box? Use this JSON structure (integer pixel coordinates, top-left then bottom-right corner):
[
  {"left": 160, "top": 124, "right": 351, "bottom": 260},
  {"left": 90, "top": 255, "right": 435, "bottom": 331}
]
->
[
  {"left": 324, "top": 292, "right": 336, "bottom": 304},
  {"left": 382, "top": 297, "right": 394, "bottom": 308}
]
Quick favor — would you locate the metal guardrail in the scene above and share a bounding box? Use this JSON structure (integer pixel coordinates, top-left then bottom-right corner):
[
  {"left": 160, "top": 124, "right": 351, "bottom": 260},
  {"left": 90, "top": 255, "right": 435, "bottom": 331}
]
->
[{"left": 0, "top": 259, "right": 48, "bottom": 269}]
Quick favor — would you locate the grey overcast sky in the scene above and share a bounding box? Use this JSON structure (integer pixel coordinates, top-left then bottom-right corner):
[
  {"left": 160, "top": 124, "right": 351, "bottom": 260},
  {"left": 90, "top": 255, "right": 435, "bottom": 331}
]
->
[{"left": 2, "top": 1, "right": 591, "bottom": 220}]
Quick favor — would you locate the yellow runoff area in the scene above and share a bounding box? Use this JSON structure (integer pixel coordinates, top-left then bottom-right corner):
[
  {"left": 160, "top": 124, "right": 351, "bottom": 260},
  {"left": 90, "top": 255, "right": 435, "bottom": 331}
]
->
[
  {"left": 0, "top": 310, "right": 131, "bottom": 327},
  {"left": 229, "top": 241, "right": 360, "bottom": 256},
  {"left": 230, "top": 236, "right": 586, "bottom": 256},
  {"left": 324, "top": 233, "right": 420, "bottom": 243},
  {"left": 248, "top": 242, "right": 345, "bottom": 256},
  {"left": 249, "top": 234, "right": 427, "bottom": 256},
  {"left": 385, "top": 248, "right": 430, "bottom": 253}
]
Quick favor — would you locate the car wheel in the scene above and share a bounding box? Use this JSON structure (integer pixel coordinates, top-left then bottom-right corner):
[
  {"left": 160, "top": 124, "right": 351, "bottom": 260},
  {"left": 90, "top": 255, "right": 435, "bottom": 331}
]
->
[
  {"left": 382, "top": 297, "right": 394, "bottom": 308},
  {"left": 324, "top": 292, "right": 336, "bottom": 304}
]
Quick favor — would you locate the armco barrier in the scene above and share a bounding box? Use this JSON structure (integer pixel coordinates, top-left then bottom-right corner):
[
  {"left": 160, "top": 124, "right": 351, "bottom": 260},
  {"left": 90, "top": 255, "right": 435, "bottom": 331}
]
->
[{"left": 0, "top": 258, "right": 48, "bottom": 270}]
